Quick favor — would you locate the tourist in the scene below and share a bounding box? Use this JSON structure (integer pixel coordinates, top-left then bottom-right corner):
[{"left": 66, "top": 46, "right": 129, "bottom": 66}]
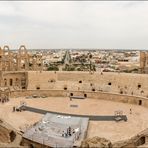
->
[
  {"left": 13, "top": 106, "right": 15, "bottom": 112},
  {"left": 130, "top": 108, "right": 132, "bottom": 114}
]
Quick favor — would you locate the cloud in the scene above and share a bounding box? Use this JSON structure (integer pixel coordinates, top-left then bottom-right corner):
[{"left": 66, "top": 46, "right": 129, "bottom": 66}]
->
[{"left": 0, "top": 1, "right": 148, "bottom": 49}]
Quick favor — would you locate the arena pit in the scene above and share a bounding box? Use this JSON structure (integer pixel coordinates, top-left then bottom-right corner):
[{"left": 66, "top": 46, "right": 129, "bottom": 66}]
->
[{"left": 1, "top": 96, "right": 148, "bottom": 144}]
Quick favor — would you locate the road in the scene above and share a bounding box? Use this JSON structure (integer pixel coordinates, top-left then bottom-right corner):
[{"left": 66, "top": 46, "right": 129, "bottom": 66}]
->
[{"left": 64, "top": 50, "right": 71, "bottom": 65}]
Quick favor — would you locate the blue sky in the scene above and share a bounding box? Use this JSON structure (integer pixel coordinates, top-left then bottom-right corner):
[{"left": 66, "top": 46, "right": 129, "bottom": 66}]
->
[{"left": 0, "top": 1, "right": 148, "bottom": 49}]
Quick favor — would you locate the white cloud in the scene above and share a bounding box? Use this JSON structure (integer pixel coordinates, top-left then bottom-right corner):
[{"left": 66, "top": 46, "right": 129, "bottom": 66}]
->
[{"left": 0, "top": 1, "right": 148, "bottom": 49}]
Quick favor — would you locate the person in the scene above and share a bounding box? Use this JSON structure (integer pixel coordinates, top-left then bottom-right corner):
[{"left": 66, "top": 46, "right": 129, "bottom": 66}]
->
[
  {"left": 130, "top": 108, "right": 132, "bottom": 114},
  {"left": 13, "top": 106, "right": 15, "bottom": 112},
  {"left": 70, "top": 96, "right": 72, "bottom": 101}
]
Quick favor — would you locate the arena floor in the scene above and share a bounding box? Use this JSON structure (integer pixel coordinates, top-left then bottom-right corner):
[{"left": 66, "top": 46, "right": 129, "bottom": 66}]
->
[{"left": 0, "top": 97, "right": 148, "bottom": 143}]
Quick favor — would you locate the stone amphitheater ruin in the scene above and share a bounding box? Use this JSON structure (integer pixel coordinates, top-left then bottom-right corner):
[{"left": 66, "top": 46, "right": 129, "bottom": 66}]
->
[{"left": 0, "top": 45, "right": 148, "bottom": 147}]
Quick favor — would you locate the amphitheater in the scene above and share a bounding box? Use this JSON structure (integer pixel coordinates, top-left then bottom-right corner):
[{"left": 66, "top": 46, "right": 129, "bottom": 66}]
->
[
  {"left": 0, "top": 46, "right": 148, "bottom": 147},
  {"left": 0, "top": 71, "right": 148, "bottom": 147}
]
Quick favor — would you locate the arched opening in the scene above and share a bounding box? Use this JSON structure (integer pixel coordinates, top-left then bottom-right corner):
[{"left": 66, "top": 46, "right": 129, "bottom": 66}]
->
[
  {"left": 29, "top": 144, "right": 34, "bottom": 148},
  {"left": 15, "top": 78, "right": 19, "bottom": 86},
  {"left": 139, "top": 100, "right": 142, "bottom": 105},
  {"left": 108, "top": 82, "right": 112, "bottom": 86},
  {"left": 10, "top": 79, "right": 13, "bottom": 86},
  {"left": 50, "top": 79, "right": 55, "bottom": 83},
  {"left": 4, "top": 78, "right": 7, "bottom": 86},
  {"left": 92, "top": 88, "right": 95, "bottom": 91},
  {"left": 64, "top": 87, "right": 67, "bottom": 90},
  {"left": 136, "top": 136, "right": 145, "bottom": 146},
  {"left": 22, "top": 63, "right": 25, "bottom": 68},
  {"left": 120, "top": 90, "right": 123, "bottom": 94},
  {"left": 36, "top": 86, "right": 40, "bottom": 90},
  {"left": 79, "top": 80, "right": 82, "bottom": 83},
  {"left": 9, "top": 131, "right": 16, "bottom": 142},
  {"left": 22, "top": 86, "right": 26, "bottom": 89},
  {"left": 70, "top": 93, "right": 73, "bottom": 96},
  {"left": 84, "top": 94, "right": 87, "bottom": 98},
  {"left": 138, "top": 84, "right": 141, "bottom": 89}
]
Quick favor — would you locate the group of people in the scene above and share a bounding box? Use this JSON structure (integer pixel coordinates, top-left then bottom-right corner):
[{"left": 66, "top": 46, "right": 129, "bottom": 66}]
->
[
  {"left": 62, "top": 126, "right": 74, "bottom": 137},
  {"left": 0, "top": 95, "right": 9, "bottom": 103}
]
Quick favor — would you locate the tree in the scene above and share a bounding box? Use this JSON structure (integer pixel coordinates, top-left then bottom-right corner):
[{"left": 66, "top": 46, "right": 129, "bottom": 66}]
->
[{"left": 47, "top": 65, "right": 59, "bottom": 71}]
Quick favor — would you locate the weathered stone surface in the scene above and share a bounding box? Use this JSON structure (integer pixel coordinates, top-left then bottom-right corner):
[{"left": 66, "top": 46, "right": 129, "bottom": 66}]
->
[
  {"left": 81, "top": 136, "right": 112, "bottom": 148},
  {"left": 0, "top": 119, "right": 22, "bottom": 147}
]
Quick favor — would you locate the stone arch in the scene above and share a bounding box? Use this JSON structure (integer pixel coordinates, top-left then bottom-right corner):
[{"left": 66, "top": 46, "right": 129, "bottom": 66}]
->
[
  {"left": 17, "top": 45, "right": 29, "bottom": 70},
  {"left": 4, "top": 78, "right": 7, "bottom": 86},
  {"left": 139, "top": 100, "right": 142, "bottom": 105},
  {"left": 36, "top": 85, "right": 40, "bottom": 90},
  {"left": 9, "top": 78, "right": 13, "bottom": 86},
  {"left": 108, "top": 82, "right": 112, "bottom": 86},
  {"left": 136, "top": 136, "right": 145, "bottom": 146},
  {"left": 0, "top": 47, "right": 3, "bottom": 58},
  {"left": 64, "top": 85, "right": 67, "bottom": 90},
  {"left": 138, "top": 84, "right": 141, "bottom": 89},
  {"left": 9, "top": 131, "right": 16, "bottom": 142},
  {"left": 18, "top": 45, "right": 27, "bottom": 56},
  {"left": 2, "top": 45, "right": 11, "bottom": 70},
  {"left": 3, "top": 45, "right": 10, "bottom": 56},
  {"left": 20, "top": 77, "right": 26, "bottom": 89},
  {"left": 84, "top": 94, "right": 87, "bottom": 97}
]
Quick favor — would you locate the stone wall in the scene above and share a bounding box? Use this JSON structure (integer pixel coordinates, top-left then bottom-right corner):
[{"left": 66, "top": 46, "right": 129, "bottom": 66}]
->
[
  {"left": 10, "top": 89, "right": 148, "bottom": 108},
  {"left": 21, "top": 138, "right": 50, "bottom": 148},
  {"left": 27, "top": 71, "right": 148, "bottom": 97},
  {"left": 1, "top": 71, "right": 27, "bottom": 89}
]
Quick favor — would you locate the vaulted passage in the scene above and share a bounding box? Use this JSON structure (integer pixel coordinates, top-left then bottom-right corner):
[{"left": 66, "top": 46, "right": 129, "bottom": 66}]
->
[
  {"left": 9, "top": 79, "right": 13, "bottom": 86},
  {"left": 136, "top": 136, "right": 145, "bottom": 146},
  {"left": 84, "top": 94, "right": 87, "bottom": 98},
  {"left": 139, "top": 100, "right": 142, "bottom": 105}
]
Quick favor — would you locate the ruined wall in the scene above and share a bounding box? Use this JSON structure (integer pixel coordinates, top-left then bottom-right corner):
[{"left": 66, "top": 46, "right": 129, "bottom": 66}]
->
[
  {"left": 140, "top": 51, "right": 148, "bottom": 74},
  {"left": 0, "top": 119, "right": 18, "bottom": 145},
  {"left": 21, "top": 138, "right": 50, "bottom": 148},
  {"left": 27, "top": 71, "right": 57, "bottom": 90},
  {"left": 27, "top": 71, "right": 148, "bottom": 97},
  {"left": 10, "top": 89, "right": 148, "bottom": 108},
  {"left": 11, "top": 89, "right": 66, "bottom": 98},
  {"left": 1, "top": 71, "right": 27, "bottom": 89},
  {"left": 113, "top": 128, "right": 148, "bottom": 147}
]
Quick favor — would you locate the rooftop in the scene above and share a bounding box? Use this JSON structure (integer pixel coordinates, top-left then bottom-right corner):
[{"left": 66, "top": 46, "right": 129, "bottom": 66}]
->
[{"left": 23, "top": 113, "right": 89, "bottom": 147}]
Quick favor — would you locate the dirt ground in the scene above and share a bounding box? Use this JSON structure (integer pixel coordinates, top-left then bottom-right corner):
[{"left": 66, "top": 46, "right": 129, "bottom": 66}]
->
[{"left": 0, "top": 97, "right": 148, "bottom": 143}]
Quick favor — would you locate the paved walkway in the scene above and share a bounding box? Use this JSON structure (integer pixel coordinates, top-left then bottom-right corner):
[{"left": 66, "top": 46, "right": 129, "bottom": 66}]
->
[{"left": 25, "top": 106, "right": 127, "bottom": 121}]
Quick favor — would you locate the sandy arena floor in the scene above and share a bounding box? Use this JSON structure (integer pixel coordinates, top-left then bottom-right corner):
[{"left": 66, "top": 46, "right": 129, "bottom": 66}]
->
[{"left": 0, "top": 97, "right": 148, "bottom": 143}]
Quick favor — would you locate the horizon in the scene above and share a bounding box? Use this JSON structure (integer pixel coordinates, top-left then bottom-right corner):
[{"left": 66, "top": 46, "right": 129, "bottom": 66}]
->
[{"left": 8, "top": 48, "right": 148, "bottom": 51}]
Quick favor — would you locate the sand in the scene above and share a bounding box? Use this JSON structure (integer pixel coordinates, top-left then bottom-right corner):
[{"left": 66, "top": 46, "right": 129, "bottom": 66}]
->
[{"left": 0, "top": 97, "right": 148, "bottom": 143}]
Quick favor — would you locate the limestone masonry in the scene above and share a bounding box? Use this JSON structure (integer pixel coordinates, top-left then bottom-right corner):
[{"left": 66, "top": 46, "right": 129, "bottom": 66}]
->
[{"left": 0, "top": 45, "right": 148, "bottom": 147}]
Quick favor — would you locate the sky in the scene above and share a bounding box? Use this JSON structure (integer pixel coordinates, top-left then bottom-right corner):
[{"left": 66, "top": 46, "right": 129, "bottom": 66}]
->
[{"left": 0, "top": 1, "right": 148, "bottom": 49}]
